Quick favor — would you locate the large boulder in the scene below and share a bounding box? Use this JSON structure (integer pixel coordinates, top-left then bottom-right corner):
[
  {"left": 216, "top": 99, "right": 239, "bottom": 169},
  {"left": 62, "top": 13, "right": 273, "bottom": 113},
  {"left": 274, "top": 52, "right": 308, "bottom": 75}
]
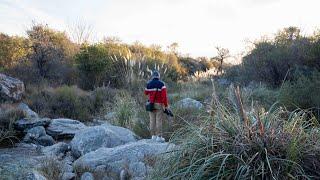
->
[
  {"left": 17, "top": 103, "right": 39, "bottom": 119},
  {"left": 0, "top": 73, "right": 25, "bottom": 101},
  {"left": 14, "top": 118, "right": 51, "bottom": 131},
  {"left": 46, "top": 118, "right": 86, "bottom": 139},
  {"left": 73, "top": 139, "right": 174, "bottom": 179},
  {"left": 70, "top": 123, "right": 137, "bottom": 158},
  {"left": 176, "top": 98, "right": 203, "bottom": 110}
]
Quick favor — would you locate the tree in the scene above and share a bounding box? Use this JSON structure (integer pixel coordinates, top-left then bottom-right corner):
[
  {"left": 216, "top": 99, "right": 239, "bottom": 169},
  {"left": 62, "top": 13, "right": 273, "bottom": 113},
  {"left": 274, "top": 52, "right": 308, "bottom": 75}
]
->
[
  {"left": 168, "top": 42, "right": 179, "bottom": 55},
  {"left": 68, "top": 20, "right": 93, "bottom": 44},
  {"left": 26, "top": 23, "right": 78, "bottom": 83},
  {"left": 275, "top": 26, "right": 301, "bottom": 45},
  {"left": 0, "top": 33, "right": 30, "bottom": 70},
  {"left": 212, "top": 46, "right": 230, "bottom": 75},
  {"left": 75, "top": 44, "right": 111, "bottom": 89}
]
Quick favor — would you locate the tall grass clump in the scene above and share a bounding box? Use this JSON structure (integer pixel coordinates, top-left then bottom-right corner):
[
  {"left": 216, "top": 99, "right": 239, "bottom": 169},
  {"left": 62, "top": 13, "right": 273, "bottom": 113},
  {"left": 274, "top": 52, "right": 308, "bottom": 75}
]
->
[
  {"left": 151, "top": 85, "right": 320, "bottom": 179},
  {"left": 112, "top": 91, "right": 138, "bottom": 129},
  {"left": 0, "top": 104, "right": 24, "bottom": 145}
]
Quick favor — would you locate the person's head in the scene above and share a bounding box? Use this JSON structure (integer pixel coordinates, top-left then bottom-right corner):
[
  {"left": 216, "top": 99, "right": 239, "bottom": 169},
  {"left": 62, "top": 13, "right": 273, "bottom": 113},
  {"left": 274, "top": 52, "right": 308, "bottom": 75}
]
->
[{"left": 151, "top": 70, "right": 160, "bottom": 79}]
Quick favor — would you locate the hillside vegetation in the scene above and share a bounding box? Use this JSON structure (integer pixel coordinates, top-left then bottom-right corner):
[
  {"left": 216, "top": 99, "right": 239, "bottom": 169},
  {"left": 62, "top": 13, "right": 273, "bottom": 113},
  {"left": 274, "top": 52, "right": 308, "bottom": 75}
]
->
[{"left": 1, "top": 24, "right": 320, "bottom": 179}]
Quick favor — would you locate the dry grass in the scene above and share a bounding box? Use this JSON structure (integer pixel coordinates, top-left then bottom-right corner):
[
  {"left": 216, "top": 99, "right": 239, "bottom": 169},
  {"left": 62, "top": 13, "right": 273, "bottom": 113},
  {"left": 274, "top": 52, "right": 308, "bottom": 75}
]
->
[
  {"left": 38, "top": 157, "right": 63, "bottom": 180},
  {"left": 0, "top": 103, "right": 24, "bottom": 146}
]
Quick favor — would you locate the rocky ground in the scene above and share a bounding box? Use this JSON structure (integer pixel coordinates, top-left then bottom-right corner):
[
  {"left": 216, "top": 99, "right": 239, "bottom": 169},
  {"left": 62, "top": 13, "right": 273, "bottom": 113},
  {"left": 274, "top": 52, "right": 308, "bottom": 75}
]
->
[
  {"left": 0, "top": 73, "right": 205, "bottom": 180},
  {"left": 0, "top": 103, "right": 176, "bottom": 180}
]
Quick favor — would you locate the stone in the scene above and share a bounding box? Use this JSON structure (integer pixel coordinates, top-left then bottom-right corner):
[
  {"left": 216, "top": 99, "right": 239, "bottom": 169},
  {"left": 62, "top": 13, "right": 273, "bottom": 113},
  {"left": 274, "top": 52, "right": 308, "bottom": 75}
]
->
[
  {"left": 81, "top": 172, "right": 94, "bottom": 180},
  {"left": 25, "top": 170, "right": 47, "bottom": 180},
  {"left": 25, "top": 126, "right": 46, "bottom": 139},
  {"left": 61, "top": 172, "right": 76, "bottom": 180},
  {"left": 176, "top": 98, "right": 203, "bottom": 110},
  {"left": 63, "top": 164, "right": 73, "bottom": 173},
  {"left": 14, "top": 118, "right": 51, "bottom": 131},
  {"left": 73, "top": 139, "right": 174, "bottom": 179},
  {"left": 0, "top": 73, "right": 25, "bottom": 101},
  {"left": 46, "top": 118, "right": 86, "bottom": 139},
  {"left": 70, "top": 123, "right": 137, "bottom": 158},
  {"left": 37, "top": 135, "right": 55, "bottom": 146},
  {"left": 42, "top": 142, "right": 70, "bottom": 157},
  {"left": 17, "top": 103, "right": 39, "bottom": 119},
  {"left": 23, "top": 133, "right": 55, "bottom": 147}
]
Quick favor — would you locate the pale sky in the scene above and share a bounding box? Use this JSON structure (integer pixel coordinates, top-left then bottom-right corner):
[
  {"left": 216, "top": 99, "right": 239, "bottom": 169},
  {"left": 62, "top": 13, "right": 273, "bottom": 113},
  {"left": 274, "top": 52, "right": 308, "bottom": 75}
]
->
[{"left": 0, "top": 0, "right": 319, "bottom": 60}]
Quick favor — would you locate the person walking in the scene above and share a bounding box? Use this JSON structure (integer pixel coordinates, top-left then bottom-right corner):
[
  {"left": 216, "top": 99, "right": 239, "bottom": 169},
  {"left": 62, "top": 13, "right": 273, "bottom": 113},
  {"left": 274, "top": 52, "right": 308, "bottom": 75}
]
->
[{"left": 144, "top": 71, "right": 169, "bottom": 142}]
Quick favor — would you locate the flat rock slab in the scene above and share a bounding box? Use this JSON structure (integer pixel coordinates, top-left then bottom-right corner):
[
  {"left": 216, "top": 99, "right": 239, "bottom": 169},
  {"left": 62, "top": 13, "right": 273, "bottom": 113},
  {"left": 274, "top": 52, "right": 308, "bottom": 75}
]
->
[
  {"left": 14, "top": 118, "right": 51, "bottom": 131},
  {"left": 42, "top": 142, "right": 70, "bottom": 157},
  {"left": 70, "top": 123, "right": 137, "bottom": 158},
  {"left": 0, "top": 143, "right": 44, "bottom": 179},
  {"left": 46, "top": 118, "right": 86, "bottom": 139},
  {"left": 73, "top": 139, "right": 174, "bottom": 179}
]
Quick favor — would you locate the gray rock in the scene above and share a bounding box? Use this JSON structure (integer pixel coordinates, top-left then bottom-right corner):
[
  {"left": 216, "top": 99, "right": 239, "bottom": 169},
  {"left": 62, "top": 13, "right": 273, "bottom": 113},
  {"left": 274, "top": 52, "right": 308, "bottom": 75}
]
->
[
  {"left": 25, "top": 170, "right": 47, "bottom": 180},
  {"left": 0, "top": 73, "right": 25, "bottom": 101},
  {"left": 24, "top": 134, "right": 55, "bottom": 146},
  {"left": 23, "top": 126, "right": 55, "bottom": 146},
  {"left": 46, "top": 118, "right": 86, "bottom": 139},
  {"left": 42, "top": 142, "right": 70, "bottom": 157},
  {"left": 18, "top": 103, "right": 39, "bottom": 119},
  {"left": 81, "top": 172, "right": 94, "bottom": 180},
  {"left": 37, "top": 135, "right": 55, "bottom": 146},
  {"left": 63, "top": 164, "right": 73, "bottom": 173},
  {"left": 61, "top": 172, "right": 75, "bottom": 180},
  {"left": 176, "top": 98, "right": 203, "bottom": 110},
  {"left": 26, "top": 126, "right": 46, "bottom": 138},
  {"left": 73, "top": 139, "right": 174, "bottom": 179},
  {"left": 70, "top": 123, "right": 137, "bottom": 158},
  {"left": 14, "top": 118, "right": 51, "bottom": 131}
]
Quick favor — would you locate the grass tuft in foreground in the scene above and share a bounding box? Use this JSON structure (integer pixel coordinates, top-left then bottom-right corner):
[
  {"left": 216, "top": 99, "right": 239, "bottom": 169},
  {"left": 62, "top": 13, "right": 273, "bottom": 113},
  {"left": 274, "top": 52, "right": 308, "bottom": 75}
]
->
[{"left": 151, "top": 85, "right": 320, "bottom": 179}]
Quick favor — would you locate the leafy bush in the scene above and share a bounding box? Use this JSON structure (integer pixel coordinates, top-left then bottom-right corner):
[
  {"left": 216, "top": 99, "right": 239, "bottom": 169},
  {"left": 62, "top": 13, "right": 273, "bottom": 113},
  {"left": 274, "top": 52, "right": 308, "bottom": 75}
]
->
[
  {"left": 50, "top": 86, "right": 93, "bottom": 121},
  {"left": 279, "top": 70, "right": 320, "bottom": 117},
  {"left": 152, "top": 103, "right": 320, "bottom": 179},
  {"left": 75, "top": 44, "right": 113, "bottom": 89},
  {"left": 26, "top": 86, "right": 95, "bottom": 121},
  {"left": 225, "top": 27, "right": 320, "bottom": 87}
]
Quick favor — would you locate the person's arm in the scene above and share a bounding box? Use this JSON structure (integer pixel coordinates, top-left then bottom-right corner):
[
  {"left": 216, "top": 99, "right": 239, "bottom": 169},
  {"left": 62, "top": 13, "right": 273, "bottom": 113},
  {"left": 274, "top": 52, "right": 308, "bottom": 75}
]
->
[{"left": 161, "top": 85, "right": 168, "bottom": 108}]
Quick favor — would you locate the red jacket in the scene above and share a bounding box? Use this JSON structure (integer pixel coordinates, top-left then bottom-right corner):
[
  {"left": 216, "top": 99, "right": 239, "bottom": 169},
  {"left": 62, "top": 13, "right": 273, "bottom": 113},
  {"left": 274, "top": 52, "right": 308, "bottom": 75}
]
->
[{"left": 144, "top": 78, "right": 168, "bottom": 107}]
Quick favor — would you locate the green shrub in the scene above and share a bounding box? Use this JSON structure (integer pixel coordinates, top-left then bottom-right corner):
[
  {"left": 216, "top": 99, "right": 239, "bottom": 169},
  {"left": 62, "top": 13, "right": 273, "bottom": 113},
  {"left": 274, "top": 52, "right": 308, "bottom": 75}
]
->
[
  {"left": 50, "top": 86, "right": 93, "bottom": 121},
  {"left": 75, "top": 44, "right": 112, "bottom": 90},
  {"left": 241, "top": 84, "right": 279, "bottom": 109},
  {"left": 279, "top": 71, "right": 320, "bottom": 118},
  {"left": 26, "top": 86, "right": 96, "bottom": 121},
  {"left": 91, "top": 86, "right": 117, "bottom": 111}
]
